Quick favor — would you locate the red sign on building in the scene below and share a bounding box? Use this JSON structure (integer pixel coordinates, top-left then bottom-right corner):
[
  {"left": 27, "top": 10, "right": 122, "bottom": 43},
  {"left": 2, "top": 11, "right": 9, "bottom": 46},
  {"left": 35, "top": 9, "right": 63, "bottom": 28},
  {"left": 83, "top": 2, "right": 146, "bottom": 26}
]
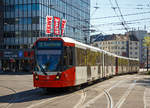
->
[
  {"left": 61, "top": 19, "right": 67, "bottom": 36},
  {"left": 46, "top": 16, "right": 67, "bottom": 36},
  {"left": 46, "top": 16, "right": 53, "bottom": 34},
  {"left": 54, "top": 17, "right": 60, "bottom": 35}
]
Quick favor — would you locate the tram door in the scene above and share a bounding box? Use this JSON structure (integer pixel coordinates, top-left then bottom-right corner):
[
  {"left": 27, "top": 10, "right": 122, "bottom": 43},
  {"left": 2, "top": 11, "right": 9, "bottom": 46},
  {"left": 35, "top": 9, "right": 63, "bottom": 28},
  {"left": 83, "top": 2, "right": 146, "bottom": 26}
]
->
[
  {"left": 102, "top": 53, "right": 105, "bottom": 78},
  {"left": 115, "top": 57, "right": 118, "bottom": 75}
]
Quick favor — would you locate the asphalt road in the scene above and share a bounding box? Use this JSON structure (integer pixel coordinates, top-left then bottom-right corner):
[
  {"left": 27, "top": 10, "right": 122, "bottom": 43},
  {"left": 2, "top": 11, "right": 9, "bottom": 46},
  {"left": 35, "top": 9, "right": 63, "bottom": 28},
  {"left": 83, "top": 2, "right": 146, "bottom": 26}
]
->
[{"left": 0, "top": 72, "right": 150, "bottom": 108}]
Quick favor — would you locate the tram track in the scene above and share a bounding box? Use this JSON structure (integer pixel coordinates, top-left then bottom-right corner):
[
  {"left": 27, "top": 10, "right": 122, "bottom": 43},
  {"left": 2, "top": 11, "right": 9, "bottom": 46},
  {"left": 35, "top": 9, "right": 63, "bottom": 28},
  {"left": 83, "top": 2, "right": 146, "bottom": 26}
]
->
[
  {"left": 73, "top": 77, "right": 126, "bottom": 108},
  {"left": 75, "top": 75, "right": 137, "bottom": 108},
  {"left": 27, "top": 75, "right": 139, "bottom": 108},
  {"left": 0, "top": 85, "right": 17, "bottom": 108},
  {"left": 0, "top": 75, "right": 138, "bottom": 108},
  {"left": 104, "top": 89, "right": 113, "bottom": 108}
]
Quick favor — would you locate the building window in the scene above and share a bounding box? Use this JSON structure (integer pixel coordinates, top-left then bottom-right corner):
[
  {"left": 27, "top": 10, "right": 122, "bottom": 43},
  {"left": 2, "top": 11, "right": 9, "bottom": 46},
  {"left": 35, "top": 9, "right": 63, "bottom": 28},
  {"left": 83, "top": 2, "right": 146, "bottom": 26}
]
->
[
  {"left": 135, "top": 42, "right": 138, "bottom": 45},
  {"left": 121, "top": 47, "right": 125, "bottom": 49}
]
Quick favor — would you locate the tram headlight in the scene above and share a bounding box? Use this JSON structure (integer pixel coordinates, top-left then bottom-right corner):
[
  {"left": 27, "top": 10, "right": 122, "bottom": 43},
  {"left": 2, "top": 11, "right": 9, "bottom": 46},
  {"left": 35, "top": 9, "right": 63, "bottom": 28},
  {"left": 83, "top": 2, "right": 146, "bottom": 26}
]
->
[
  {"left": 55, "top": 73, "right": 61, "bottom": 80},
  {"left": 35, "top": 75, "right": 39, "bottom": 80},
  {"left": 56, "top": 75, "right": 60, "bottom": 80}
]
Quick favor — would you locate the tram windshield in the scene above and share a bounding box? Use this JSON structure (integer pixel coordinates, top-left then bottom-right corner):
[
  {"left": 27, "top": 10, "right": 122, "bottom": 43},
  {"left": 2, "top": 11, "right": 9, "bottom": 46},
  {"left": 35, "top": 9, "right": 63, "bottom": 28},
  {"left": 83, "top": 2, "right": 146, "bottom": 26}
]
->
[
  {"left": 36, "top": 50, "right": 62, "bottom": 72},
  {"left": 35, "top": 40, "right": 64, "bottom": 74},
  {"left": 34, "top": 40, "right": 74, "bottom": 74}
]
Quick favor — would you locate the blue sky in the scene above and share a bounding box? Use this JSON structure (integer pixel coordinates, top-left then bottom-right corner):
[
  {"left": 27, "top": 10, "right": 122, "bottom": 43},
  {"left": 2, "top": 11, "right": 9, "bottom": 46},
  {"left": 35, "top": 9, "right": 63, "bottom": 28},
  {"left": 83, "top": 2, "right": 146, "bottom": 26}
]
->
[{"left": 90, "top": 0, "right": 150, "bottom": 35}]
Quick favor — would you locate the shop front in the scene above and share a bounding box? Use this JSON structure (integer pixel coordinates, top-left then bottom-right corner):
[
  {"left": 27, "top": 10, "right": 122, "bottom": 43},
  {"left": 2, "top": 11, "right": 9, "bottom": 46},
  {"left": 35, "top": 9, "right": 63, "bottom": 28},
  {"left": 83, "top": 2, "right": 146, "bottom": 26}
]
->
[{"left": 0, "top": 49, "right": 35, "bottom": 72}]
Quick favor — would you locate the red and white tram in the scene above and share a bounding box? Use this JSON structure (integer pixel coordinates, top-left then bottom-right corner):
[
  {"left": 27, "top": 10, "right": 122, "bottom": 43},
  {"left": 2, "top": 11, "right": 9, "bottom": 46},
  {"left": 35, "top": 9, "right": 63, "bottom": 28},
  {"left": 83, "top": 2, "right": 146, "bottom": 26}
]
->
[{"left": 33, "top": 37, "right": 139, "bottom": 89}]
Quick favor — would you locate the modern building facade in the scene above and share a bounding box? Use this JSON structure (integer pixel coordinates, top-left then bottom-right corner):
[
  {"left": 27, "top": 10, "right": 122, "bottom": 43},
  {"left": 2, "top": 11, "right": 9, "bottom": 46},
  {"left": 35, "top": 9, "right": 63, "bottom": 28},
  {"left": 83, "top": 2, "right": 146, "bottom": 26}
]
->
[
  {"left": 126, "top": 30, "right": 148, "bottom": 67},
  {"left": 91, "top": 34, "right": 139, "bottom": 59},
  {"left": 2, "top": 0, "right": 90, "bottom": 47},
  {"left": 0, "top": 0, "right": 90, "bottom": 72}
]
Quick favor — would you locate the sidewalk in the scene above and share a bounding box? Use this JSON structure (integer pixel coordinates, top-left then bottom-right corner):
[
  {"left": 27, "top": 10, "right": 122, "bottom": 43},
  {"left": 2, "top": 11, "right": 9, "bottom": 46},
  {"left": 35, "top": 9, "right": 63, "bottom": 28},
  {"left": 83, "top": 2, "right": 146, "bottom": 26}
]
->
[
  {"left": 0, "top": 71, "right": 32, "bottom": 75},
  {"left": 138, "top": 68, "right": 149, "bottom": 75}
]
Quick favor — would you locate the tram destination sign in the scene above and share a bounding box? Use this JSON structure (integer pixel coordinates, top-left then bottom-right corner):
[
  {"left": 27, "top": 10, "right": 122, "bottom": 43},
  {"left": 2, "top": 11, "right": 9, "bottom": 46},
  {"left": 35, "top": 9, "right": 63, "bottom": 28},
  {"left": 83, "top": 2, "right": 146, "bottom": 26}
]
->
[{"left": 37, "top": 41, "right": 62, "bottom": 49}]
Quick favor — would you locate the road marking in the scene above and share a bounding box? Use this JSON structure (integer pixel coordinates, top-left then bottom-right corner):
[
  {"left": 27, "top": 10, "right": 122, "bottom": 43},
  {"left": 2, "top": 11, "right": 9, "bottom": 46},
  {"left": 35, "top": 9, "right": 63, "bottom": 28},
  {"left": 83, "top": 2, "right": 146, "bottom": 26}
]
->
[
  {"left": 0, "top": 86, "right": 17, "bottom": 108},
  {"left": 114, "top": 80, "right": 136, "bottom": 108},
  {"left": 74, "top": 90, "right": 87, "bottom": 108},
  {"left": 27, "top": 97, "right": 59, "bottom": 108},
  {"left": 82, "top": 80, "right": 126, "bottom": 108},
  {"left": 144, "top": 88, "right": 150, "bottom": 108},
  {"left": 27, "top": 91, "right": 78, "bottom": 108}
]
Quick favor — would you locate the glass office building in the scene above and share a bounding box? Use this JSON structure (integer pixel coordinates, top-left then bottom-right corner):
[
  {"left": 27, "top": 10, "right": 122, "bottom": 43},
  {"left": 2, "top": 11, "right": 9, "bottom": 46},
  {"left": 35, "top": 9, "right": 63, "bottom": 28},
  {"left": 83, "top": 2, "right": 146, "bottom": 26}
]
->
[
  {"left": 0, "top": 0, "right": 90, "bottom": 72},
  {"left": 2, "top": 0, "right": 90, "bottom": 48}
]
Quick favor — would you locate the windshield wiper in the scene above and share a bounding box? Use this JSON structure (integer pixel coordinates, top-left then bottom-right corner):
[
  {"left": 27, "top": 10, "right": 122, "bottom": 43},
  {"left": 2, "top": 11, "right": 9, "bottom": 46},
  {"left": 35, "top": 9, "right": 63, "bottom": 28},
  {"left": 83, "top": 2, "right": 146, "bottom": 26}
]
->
[{"left": 38, "top": 65, "right": 47, "bottom": 75}]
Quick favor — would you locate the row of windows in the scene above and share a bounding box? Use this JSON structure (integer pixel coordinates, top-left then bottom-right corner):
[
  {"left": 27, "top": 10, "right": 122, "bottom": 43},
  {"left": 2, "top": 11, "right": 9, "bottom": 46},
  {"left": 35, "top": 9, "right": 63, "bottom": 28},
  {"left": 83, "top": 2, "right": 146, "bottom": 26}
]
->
[
  {"left": 4, "top": 3, "right": 89, "bottom": 19},
  {"left": 4, "top": 30, "right": 40, "bottom": 37},
  {"left": 100, "top": 41, "right": 139, "bottom": 45},
  {"left": 5, "top": 4, "right": 39, "bottom": 12},
  {"left": 4, "top": 0, "right": 90, "bottom": 12},
  {"left": 4, "top": 11, "right": 38, "bottom": 18},
  {"left": 112, "top": 51, "right": 138, "bottom": 56},
  {"left": 4, "top": 24, "right": 39, "bottom": 31},
  {"left": 130, "top": 42, "right": 138, "bottom": 45},
  {"left": 4, "top": 17, "right": 39, "bottom": 25},
  {"left": 130, "top": 52, "right": 138, "bottom": 55},
  {"left": 100, "top": 41, "right": 127, "bottom": 45},
  {"left": 76, "top": 48, "right": 116, "bottom": 66},
  {"left": 4, "top": 0, "right": 39, "bottom": 5},
  {"left": 100, "top": 46, "right": 126, "bottom": 50},
  {"left": 130, "top": 47, "right": 138, "bottom": 49},
  {"left": 118, "top": 58, "right": 129, "bottom": 66},
  {"left": 4, "top": 37, "right": 37, "bottom": 45},
  {"left": 4, "top": 30, "right": 83, "bottom": 39}
]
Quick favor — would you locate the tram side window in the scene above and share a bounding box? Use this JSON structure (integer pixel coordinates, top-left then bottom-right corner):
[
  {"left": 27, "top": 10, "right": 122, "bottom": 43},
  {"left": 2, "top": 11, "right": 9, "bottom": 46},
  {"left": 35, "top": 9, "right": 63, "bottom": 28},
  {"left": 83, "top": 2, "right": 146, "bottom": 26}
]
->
[
  {"left": 63, "top": 46, "right": 74, "bottom": 68},
  {"left": 104, "top": 54, "right": 108, "bottom": 66},
  {"left": 76, "top": 48, "right": 86, "bottom": 66},
  {"left": 96, "top": 52, "right": 101, "bottom": 65}
]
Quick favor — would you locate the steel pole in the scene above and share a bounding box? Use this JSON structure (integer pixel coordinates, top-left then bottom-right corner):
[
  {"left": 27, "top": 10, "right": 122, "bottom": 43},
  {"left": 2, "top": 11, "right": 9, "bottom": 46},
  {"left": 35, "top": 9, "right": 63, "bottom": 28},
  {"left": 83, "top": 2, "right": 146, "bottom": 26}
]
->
[{"left": 147, "top": 47, "right": 149, "bottom": 71}]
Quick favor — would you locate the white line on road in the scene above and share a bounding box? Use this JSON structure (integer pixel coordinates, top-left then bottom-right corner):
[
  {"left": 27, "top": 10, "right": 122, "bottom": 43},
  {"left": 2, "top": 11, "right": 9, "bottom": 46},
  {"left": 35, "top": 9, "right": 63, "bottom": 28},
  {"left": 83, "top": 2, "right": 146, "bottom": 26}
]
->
[
  {"left": 144, "top": 88, "right": 150, "bottom": 108},
  {"left": 27, "top": 92, "right": 77, "bottom": 108},
  {"left": 114, "top": 80, "right": 136, "bottom": 108},
  {"left": 144, "top": 88, "right": 146, "bottom": 108},
  {"left": 26, "top": 97, "right": 59, "bottom": 108},
  {"left": 74, "top": 90, "right": 87, "bottom": 108}
]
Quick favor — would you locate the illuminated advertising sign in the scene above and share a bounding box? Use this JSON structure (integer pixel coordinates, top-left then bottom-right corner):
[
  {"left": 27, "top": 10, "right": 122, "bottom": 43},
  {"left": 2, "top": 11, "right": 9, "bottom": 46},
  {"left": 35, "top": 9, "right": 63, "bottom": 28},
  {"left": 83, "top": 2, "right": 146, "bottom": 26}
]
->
[
  {"left": 54, "top": 17, "right": 60, "bottom": 35},
  {"left": 45, "top": 16, "right": 66, "bottom": 36},
  {"left": 61, "top": 19, "right": 67, "bottom": 36},
  {"left": 46, "top": 16, "right": 53, "bottom": 34}
]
